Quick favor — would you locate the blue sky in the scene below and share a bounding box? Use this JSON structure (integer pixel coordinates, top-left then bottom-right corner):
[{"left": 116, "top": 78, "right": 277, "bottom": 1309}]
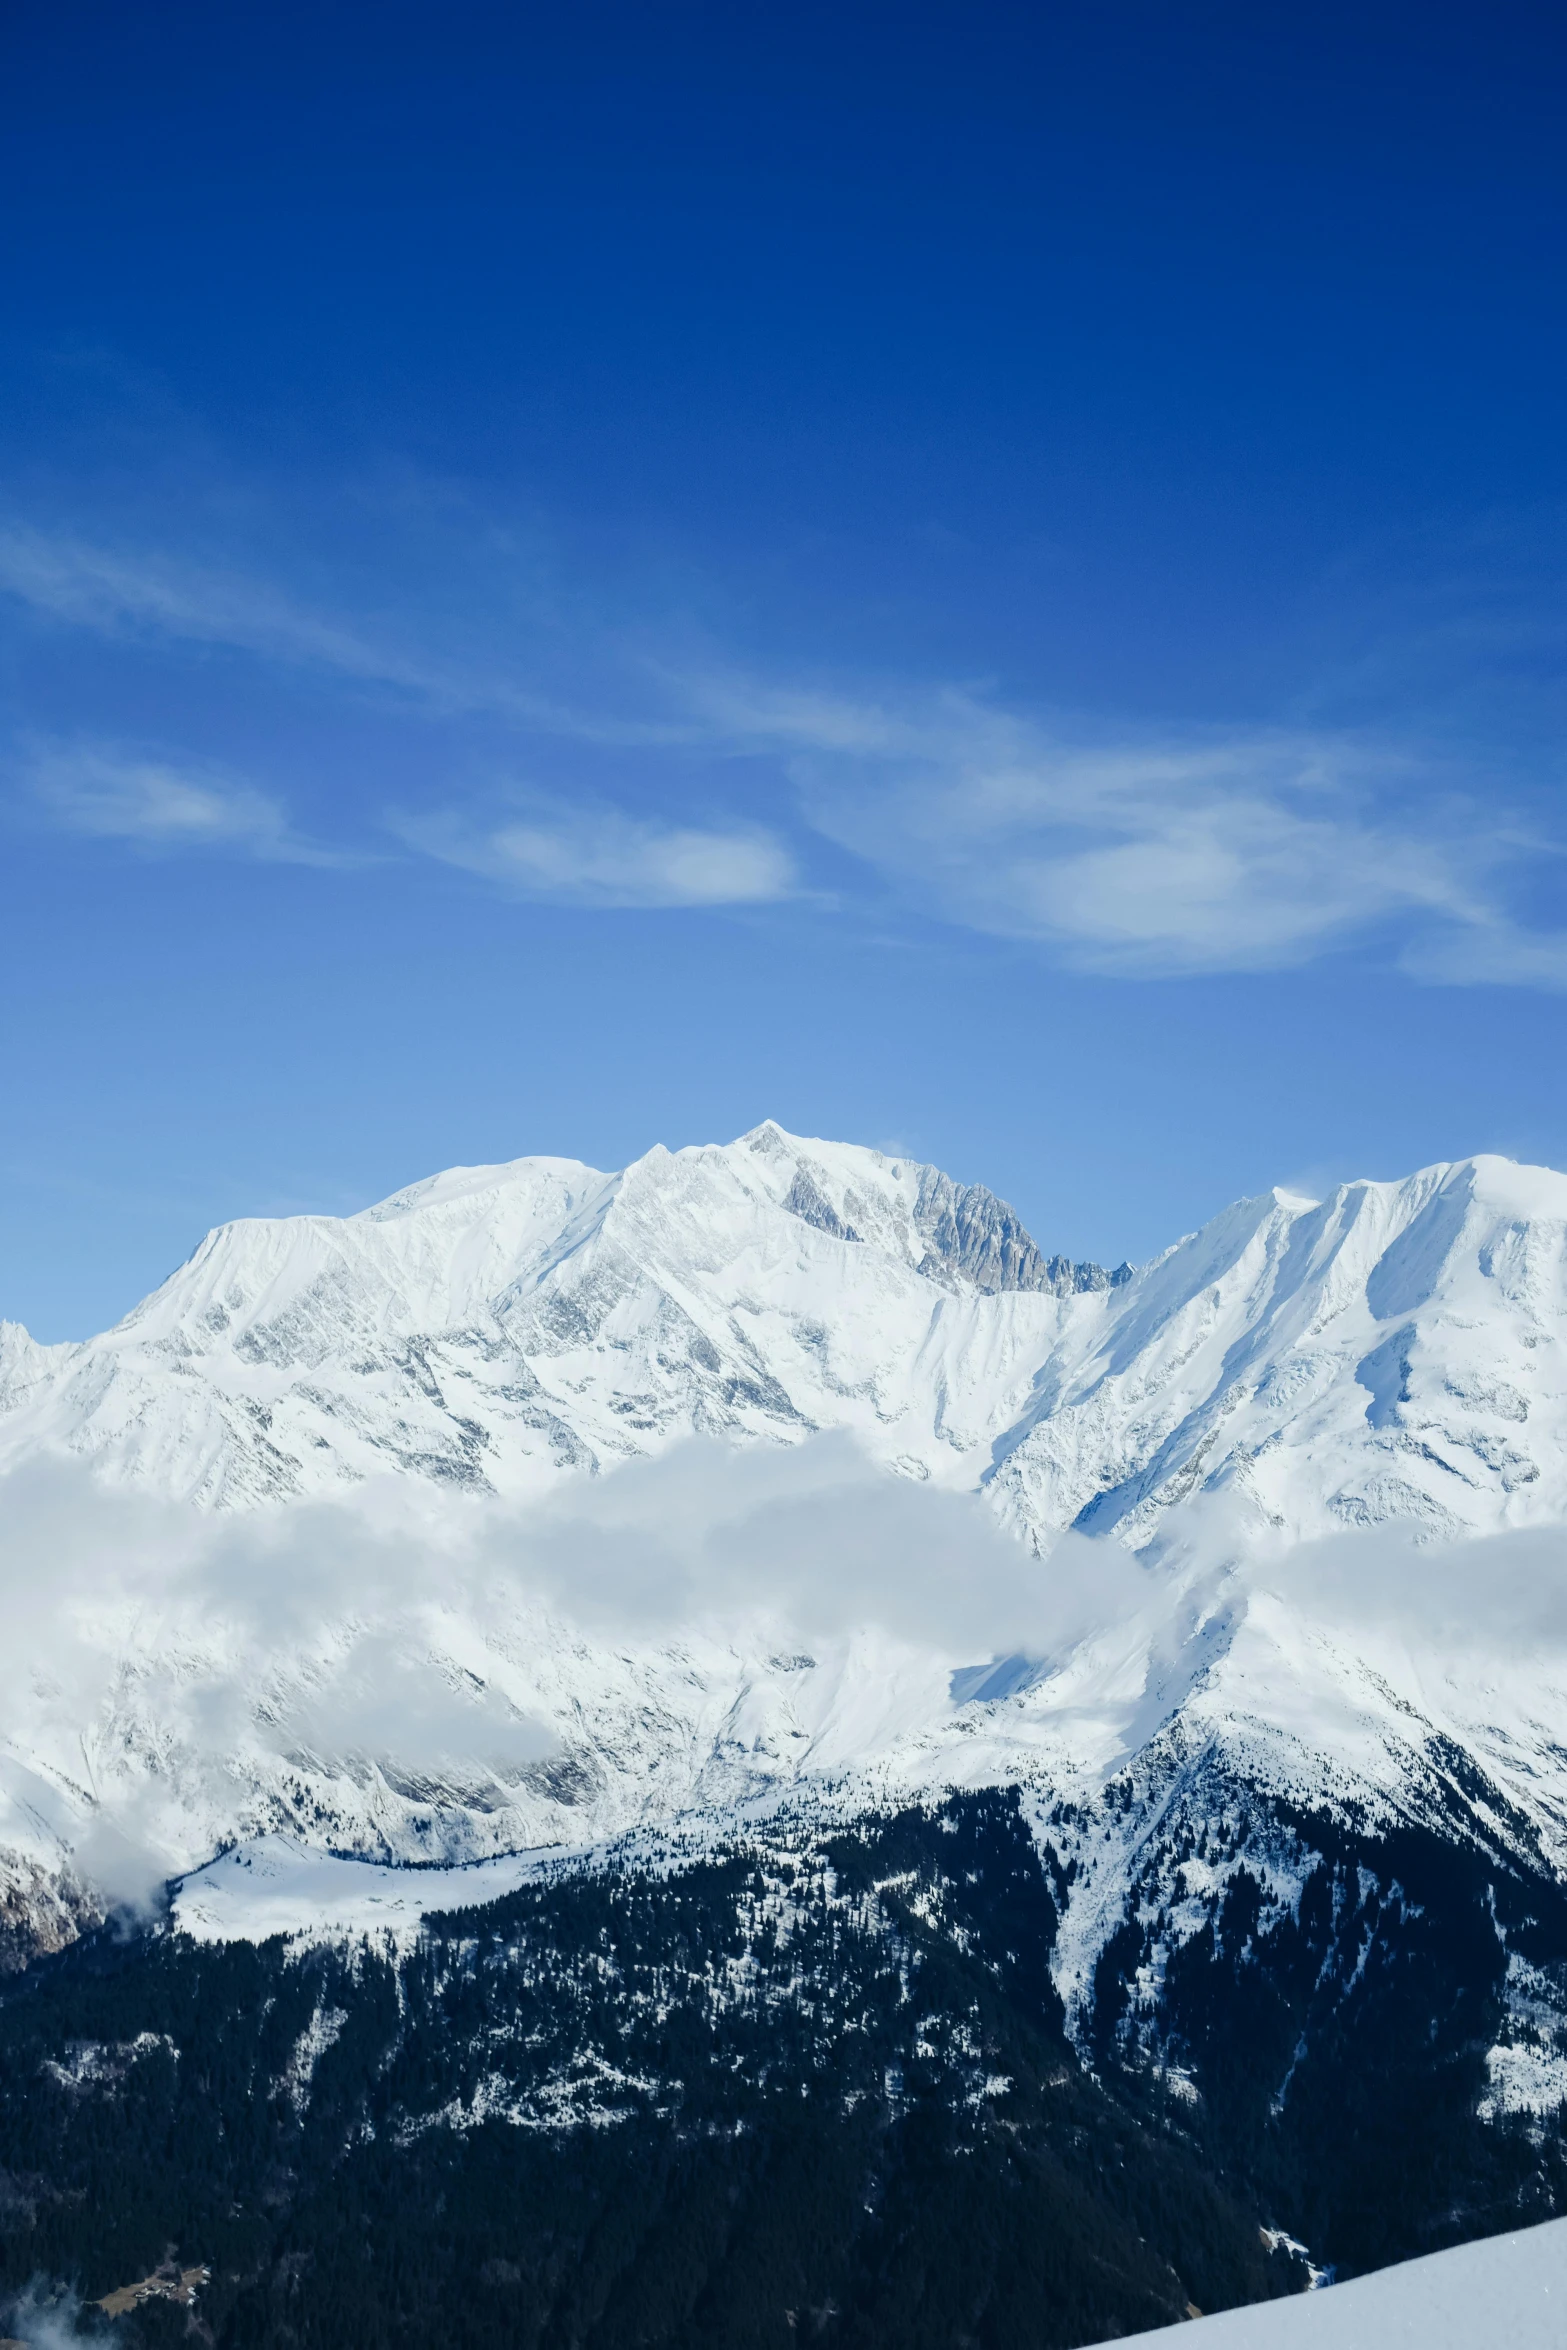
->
[{"left": 3, "top": 0, "right": 1566, "bottom": 1338}]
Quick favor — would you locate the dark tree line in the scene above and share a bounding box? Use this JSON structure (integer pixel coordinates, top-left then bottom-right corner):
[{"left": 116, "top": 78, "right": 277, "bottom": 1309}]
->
[{"left": 0, "top": 1787, "right": 1557, "bottom": 2350}]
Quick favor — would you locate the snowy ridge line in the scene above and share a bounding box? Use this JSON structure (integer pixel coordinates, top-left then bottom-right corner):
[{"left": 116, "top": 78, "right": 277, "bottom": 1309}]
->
[{"left": 0, "top": 1123, "right": 1563, "bottom": 1556}]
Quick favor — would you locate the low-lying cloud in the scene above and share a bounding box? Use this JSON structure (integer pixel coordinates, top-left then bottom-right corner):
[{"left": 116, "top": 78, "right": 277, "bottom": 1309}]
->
[
  {"left": 1246, "top": 1517, "right": 1567, "bottom": 1654},
  {"left": 5, "top": 1440, "right": 1567, "bottom": 1910},
  {"left": 0, "top": 1432, "right": 1149, "bottom": 1702},
  {"left": 0, "top": 1437, "right": 1151, "bottom": 1898}
]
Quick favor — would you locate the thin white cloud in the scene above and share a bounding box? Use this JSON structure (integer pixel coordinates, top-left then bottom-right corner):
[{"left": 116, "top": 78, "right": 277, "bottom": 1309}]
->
[
  {"left": 684, "top": 671, "right": 1558, "bottom": 981},
  {"left": 0, "top": 523, "right": 693, "bottom": 743},
  {"left": 26, "top": 740, "right": 337, "bottom": 865},
  {"left": 401, "top": 800, "right": 798, "bottom": 908},
  {"left": 840, "top": 750, "right": 1480, "bottom": 977},
  {"left": 7, "top": 517, "right": 1566, "bottom": 980},
  {"left": 1400, "top": 920, "right": 1567, "bottom": 990},
  {"left": 0, "top": 525, "right": 397, "bottom": 680}
]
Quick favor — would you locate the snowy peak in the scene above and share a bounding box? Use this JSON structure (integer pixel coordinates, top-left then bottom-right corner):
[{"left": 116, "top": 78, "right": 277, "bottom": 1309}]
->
[
  {"left": 1, "top": 1130, "right": 1565, "bottom": 1547},
  {"left": 0, "top": 1318, "right": 71, "bottom": 1413},
  {"left": 993, "top": 1151, "right": 1567, "bottom": 1547},
  {"left": 729, "top": 1121, "right": 1123, "bottom": 1296},
  {"left": 0, "top": 1125, "right": 1115, "bottom": 1506},
  {"left": 118, "top": 1152, "right": 619, "bottom": 1349}
]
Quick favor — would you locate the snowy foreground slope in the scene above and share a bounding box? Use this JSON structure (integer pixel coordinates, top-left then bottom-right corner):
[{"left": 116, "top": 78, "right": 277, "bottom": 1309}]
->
[{"left": 1103, "top": 2212, "right": 1567, "bottom": 2347}]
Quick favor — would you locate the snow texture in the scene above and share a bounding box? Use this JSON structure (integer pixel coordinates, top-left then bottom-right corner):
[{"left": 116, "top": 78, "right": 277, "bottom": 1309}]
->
[
  {"left": 2, "top": 1124, "right": 1563, "bottom": 1546},
  {"left": 7, "top": 1123, "right": 1567, "bottom": 2076},
  {"left": 174, "top": 1836, "right": 571, "bottom": 1946},
  {"left": 1096, "top": 2212, "right": 1567, "bottom": 2347}
]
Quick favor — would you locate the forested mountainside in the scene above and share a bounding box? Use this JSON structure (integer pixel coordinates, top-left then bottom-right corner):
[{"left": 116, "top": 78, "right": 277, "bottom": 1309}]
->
[
  {"left": 0, "top": 1797, "right": 1324, "bottom": 2350},
  {"left": 3, "top": 1790, "right": 1565, "bottom": 2350}
]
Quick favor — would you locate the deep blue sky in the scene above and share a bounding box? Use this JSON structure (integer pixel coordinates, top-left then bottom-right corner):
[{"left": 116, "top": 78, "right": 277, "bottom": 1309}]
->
[{"left": 3, "top": 0, "right": 1566, "bottom": 1337}]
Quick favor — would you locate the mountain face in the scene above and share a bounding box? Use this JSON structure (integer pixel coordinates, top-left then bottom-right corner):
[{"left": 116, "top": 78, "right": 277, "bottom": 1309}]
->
[
  {"left": 0, "top": 1796, "right": 1317, "bottom": 2350},
  {"left": 0, "top": 1125, "right": 1132, "bottom": 1510},
  {"left": 4, "top": 1126, "right": 1567, "bottom": 2345},
  {"left": 2, "top": 1124, "right": 1564, "bottom": 1552},
  {"left": 2, "top": 1777, "right": 1563, "bottom": 2350},
  {"left": 4, "top": 1124, "right": 1567, "bottom": 1954}
]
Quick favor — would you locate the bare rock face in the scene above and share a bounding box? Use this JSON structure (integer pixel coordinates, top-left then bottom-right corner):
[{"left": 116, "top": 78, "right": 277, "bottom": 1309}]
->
[
  {"left": 0, "top": 1857, "right": 102, "bottom": 1975},
  {"left": 909, "top": 1163, "right": 1130, "bottom": 1296}
]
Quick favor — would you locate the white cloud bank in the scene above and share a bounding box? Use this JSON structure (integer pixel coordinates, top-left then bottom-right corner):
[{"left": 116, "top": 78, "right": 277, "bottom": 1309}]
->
[
  {"left": 0, "top": 1434, "right": 1137, "bottom": 1727},
  {"left": 7, "top": 1440, "right": 1567, "bottom": 1764},
  {"left": 0, "top": 1437, "right": 1152, "bottom": 1904}
]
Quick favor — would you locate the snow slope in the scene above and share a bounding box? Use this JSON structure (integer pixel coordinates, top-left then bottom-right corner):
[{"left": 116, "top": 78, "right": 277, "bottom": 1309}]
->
[
  {"left": 2, "top": 1126, "right": 1565, "bottom": 1553},
  {"left": 0, "top": 1127, "right": 1120, "bottom": 1509},
  {"left": 173, "top": 1835, "right": 565, "bottom": 1946},
  {"left": 6, "top": 1125, "right": 1567, "bottom": 2095},
  {"left": 1098, "top": 2213, "right": 1567, "bottom": 2347}
]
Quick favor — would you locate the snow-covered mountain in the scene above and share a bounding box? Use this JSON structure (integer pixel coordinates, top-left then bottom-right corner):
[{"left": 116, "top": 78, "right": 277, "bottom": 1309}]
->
[
  {"left": 2, "top": 1135, "right": 1567, "bottom": 2033},
  {"left": 4, "top": 1127, "right": 1567, "bottom": 2323},
  {"left": 3, "top": 1123, "right": 1565, "bottom": 1551},
  {"left": 0, "top": 1124, "right": 1126, "bottom": 1510},
  {"left": 4, "top": 1124, "right": 1567, "bottom": 1930}
]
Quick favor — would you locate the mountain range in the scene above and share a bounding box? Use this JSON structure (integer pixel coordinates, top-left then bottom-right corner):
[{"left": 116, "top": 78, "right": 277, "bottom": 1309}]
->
[
  {"left": 3, "top": 1120, "right": 1563, "bottom": 1548},
  {"left": 2, "top": 1125, "right": 1567, "bottom": 2343}
]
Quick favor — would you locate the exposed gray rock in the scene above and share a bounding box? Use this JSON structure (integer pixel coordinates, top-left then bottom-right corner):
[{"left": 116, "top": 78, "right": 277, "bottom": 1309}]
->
[
  {"left": 782, "top": 1167, "right": 862, "bottom": 1243},
  {"left": 912, "top": 1166, "right": 1125, "bottom": 1296}
]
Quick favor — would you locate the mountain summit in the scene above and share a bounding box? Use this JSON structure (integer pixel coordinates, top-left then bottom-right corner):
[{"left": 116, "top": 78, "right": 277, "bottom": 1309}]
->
[{"left": 1, "top": 1126, "right": 1564, "bottom": 1549}]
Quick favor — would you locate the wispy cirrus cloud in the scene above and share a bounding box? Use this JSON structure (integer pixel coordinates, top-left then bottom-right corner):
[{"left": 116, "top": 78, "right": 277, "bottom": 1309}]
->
[
  {"left": 0, "top": 525, "right": 401, "bottom": 680},
  {"left": 6, "top": 513, "right": 1566, "bottom": 981},
  {"left": 25, "top": 740, "right": 339, "bottom": 865},
  {"left": 0, "top": 522, "right": 692, "bottom": 744},
  {"left": 684, "top": 670, "right": 1556, "bottom": 981},
  {"left": 1402, "top": 920, "right": 1567, "bottom": 990},
  {"left": 400, "top": 798, "right": 797, "bottom": 908}
]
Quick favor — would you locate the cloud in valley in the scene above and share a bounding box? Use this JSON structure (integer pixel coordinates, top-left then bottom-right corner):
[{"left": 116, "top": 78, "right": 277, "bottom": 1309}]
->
[
  {"left": 6, "top": 1439, "right": 1567, "bottom": 1906},
  {"left": 0, "top": 1437, "right": 1152, "bottom": 1899}
]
